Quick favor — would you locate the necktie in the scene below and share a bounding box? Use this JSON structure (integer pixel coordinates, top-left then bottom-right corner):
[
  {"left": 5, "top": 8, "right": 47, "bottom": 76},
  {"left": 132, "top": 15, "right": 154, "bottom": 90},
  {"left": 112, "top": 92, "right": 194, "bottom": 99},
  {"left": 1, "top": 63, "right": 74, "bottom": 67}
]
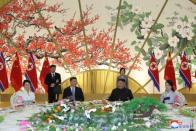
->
[{"left": 71, "top": 87, "right": 75, "bottom": 100}]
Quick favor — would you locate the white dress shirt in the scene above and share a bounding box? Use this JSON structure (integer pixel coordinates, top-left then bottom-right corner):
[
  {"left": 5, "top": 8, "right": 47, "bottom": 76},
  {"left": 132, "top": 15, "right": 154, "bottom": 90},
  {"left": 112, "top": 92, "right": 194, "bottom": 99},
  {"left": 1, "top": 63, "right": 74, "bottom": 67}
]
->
[{"left": 51, "top": 72, "right": 55, "bottom": 77}]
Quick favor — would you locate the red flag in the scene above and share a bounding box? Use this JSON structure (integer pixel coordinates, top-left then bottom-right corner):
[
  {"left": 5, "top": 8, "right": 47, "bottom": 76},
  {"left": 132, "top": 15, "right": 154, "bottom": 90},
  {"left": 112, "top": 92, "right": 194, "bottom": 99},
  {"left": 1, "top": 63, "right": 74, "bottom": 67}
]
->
[
  {"left": 179, "top": 52, "right": 192, "bottom": 88},
  {"left": 10, "top": 52, "right": 22, "bottom": 92},
  {"left": 39, "top": 56, "right": 50, "bottom": 93},
  {"left": 25, "top": 53, "right": 38, "bottom": 92},
  {"left": 0, "top": 52, "right": 9, "bottom": 92},
  {"left": 148, "top": 53, "right": 160, "bottom": 91},
  {"left": 164, "top": 52, "right": 176, "bottom": 91}
]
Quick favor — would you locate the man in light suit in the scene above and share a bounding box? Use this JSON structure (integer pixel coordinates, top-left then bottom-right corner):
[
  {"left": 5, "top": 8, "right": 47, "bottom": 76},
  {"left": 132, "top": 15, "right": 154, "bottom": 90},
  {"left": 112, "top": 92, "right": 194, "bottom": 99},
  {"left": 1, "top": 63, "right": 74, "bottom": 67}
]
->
[
  {"left": 63, "top": 77, "right": 84, "bottom": 101},
  {"left": 45, "top": 65, "right": 61, "bottom": 103}
]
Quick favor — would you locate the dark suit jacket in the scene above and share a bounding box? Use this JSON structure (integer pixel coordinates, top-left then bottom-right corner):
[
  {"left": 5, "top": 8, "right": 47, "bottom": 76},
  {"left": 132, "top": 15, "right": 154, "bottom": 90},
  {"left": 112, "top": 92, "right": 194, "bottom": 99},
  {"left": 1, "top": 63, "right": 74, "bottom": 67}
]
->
[
  {"left": 108, "top": 88, "right": 133, "bottom": 101},
  {"left": 63, "top": 86, "right": 84, "bottom": 101},
  {"left": 45, "top": 72, "right": 61, "bottom": 93}
]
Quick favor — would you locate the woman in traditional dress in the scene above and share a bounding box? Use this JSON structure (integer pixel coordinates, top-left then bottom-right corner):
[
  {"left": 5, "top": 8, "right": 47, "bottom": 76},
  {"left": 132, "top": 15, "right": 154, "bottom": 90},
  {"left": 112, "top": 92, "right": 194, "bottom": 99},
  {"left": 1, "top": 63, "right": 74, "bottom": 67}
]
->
[
  {"left": 160, "top": 80, "right": 186, "bottom": 106},
  {"left": 10, "top": 80, "right": 35, "bottom": 107}
]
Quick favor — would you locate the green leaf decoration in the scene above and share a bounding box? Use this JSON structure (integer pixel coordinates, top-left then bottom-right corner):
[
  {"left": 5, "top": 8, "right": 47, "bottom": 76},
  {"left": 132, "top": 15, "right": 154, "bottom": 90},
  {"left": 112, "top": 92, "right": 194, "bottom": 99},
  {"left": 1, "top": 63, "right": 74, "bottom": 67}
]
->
[
  {"left": 177, "top": 77, "right": 183, "bottom": 85},
  {"left": 49, "top": 125, "right": 56, "bottom": 131},
  {"left": 105, "top": 6, "right": 112, "bottom": 10},
  {"left": 131, "top": 41, "right": 137, "bottom": 45},
  {"left": 151, "top": 23, "right": 164, "bottom": 31},
  {"left": 159, "top": 44, "right": 169, "bottom": 50},
  {"left": 146, "top": 61, "right": 150, "bottom": 66},
  {"left": 111, "top": 16, "right": 117, "bottom": 21},
  {"left": 0, "top": 116, "right": 4, "bottom": 123},
  {"left": 143, "top": 55, "right": 149, "bottom": 60},
  {"left": 180, "top": 15, "right": 188, "bottom": 22},
  {"left": 179, "top": 108, "right": 196, "bottom": 118},
  {"left": 135, "top": 46, "right": 140, "bottom": 51},
  {"left": 192, "top": 59, "right": 196, "bottom": 65},
  {"left": 147, "top": 38, "right": 152, "bottom": 46}
]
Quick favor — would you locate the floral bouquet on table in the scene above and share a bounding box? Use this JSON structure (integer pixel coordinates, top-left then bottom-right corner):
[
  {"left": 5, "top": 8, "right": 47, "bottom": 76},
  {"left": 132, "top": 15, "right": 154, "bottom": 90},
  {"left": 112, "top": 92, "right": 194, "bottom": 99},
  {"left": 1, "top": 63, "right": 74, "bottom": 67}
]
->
[{"left": 26, "top": 97, "right": 170, "bottom": 130}]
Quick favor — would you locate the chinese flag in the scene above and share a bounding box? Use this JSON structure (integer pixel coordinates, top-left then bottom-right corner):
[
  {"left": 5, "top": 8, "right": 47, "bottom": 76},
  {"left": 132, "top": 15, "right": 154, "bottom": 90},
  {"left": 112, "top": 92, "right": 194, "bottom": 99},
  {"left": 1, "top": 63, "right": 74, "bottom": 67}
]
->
[
  {"left": 164, "top": 52, "right": 176, "bottom": 91},
  {"left": 179, "top": 52, "right": 192, "bottom": 88},
  {"left": 10, "top": 52, "right": 22, "bottom": 92},
  {"left": 39, "top": 56, "right": 50, "bottom": 93},
  {"left": 148, "top": 53, "right": 160, "bottom": 92},
  {"left": 0, "top": 52, "right": 9, "bottom": 92},
  {"left": 25, "top": 53, "right": 38, "bottom": 92}
]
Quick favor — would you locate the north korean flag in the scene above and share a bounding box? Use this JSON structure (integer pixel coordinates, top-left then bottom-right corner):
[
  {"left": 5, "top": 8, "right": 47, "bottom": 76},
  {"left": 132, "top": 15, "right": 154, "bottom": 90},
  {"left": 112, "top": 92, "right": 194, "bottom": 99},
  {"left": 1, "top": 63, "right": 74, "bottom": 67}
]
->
[
  {"left": 148, "top": 53, "right": 160, "bottom": 92},
  {"left": 0, "top": 52, "right": 9, "bottom": 92},
  {"left": 179, "top": 52, "right": 192, "bottom": 88},
  {"left": 25, "top": 53, "right": 38, "bottom": 92}
]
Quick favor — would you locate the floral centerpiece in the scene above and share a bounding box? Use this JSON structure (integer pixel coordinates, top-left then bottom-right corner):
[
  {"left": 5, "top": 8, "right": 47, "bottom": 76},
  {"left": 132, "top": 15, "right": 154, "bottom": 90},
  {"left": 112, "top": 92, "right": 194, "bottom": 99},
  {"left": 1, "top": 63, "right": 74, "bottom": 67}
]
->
[{"left": 20, "top": 97, "right": 170, "bottom": 130}]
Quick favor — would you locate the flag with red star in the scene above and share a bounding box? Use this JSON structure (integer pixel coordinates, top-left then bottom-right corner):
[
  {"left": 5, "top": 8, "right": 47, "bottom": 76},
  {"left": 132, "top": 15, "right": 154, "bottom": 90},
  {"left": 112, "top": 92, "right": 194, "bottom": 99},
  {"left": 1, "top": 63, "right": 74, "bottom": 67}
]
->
[
  {"left": 0, "top": 52, "right": 9, "bottom": 92},
  {"left": 148, "top": 53, "right": 160, "bottom": 92},
  {"left": 25, "top": 53, "right": 38, "bottom": 92},
  {"left": 179, "top": 52, "right": 192, "bottom": 88}
]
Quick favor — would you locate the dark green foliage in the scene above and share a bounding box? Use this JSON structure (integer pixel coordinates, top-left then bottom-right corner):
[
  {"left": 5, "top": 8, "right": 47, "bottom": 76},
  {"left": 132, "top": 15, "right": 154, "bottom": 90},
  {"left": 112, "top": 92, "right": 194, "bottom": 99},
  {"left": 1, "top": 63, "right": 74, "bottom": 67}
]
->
[
  {"left": 122, "top": 97, "right": 167, "bottom": 113},
  {"left": 27, "top": 97, "right": 169, "bottom": 130}
]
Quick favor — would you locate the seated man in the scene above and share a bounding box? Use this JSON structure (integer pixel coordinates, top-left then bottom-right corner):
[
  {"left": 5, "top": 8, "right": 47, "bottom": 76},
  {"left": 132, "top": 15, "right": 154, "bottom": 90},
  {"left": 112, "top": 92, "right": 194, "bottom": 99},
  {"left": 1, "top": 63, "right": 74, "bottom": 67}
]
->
[
  {"left": 63, "top": 77, "right": 84, "bottom": 101},
  {"left": 108, "top": 79, "right": 133, "bottom": 101},
  {"left": 10, "top": 80, "right": 35, "bottom": 107}
]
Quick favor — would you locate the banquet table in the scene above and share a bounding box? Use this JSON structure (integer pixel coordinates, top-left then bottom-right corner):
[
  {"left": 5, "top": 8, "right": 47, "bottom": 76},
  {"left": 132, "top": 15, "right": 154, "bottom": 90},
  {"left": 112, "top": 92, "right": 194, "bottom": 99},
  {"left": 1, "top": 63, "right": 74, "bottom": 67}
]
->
[{"left": 0, "top": 104, "right": 195, "bottom": 131}]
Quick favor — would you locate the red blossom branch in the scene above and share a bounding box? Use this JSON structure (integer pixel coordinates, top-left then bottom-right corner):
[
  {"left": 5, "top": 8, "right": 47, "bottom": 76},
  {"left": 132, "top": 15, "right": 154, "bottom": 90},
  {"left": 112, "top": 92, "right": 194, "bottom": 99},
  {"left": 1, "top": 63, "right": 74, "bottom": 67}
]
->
[{"left": 0, "top": 0, "right": 141, "bottom": 73}]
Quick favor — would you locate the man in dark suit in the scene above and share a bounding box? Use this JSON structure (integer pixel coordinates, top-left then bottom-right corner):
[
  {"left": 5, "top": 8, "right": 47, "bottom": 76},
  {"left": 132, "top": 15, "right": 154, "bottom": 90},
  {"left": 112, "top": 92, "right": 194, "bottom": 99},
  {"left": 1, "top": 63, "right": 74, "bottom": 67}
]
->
[
  {"left": 45, "top": 65, "right": 61, "bottom": 103},
  {"left": 63, "top": 77, "right": 84, "bottom": 101},
  {"left": 108, "top": 79, "right": 133, "bottom": 101}
]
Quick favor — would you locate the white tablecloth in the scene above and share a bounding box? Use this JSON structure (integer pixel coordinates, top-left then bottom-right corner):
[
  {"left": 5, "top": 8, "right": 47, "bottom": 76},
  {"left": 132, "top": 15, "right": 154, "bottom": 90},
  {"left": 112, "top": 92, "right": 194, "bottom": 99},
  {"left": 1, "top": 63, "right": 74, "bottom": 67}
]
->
[{"left": 0, "top": 105, "right": 195, "bottom": 131}]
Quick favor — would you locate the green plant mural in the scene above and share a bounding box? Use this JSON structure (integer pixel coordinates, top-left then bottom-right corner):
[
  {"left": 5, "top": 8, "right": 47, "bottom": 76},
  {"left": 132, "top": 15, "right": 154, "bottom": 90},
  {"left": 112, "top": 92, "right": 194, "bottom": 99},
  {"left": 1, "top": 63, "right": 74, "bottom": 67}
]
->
[{"left": 107, "top": 1, "right": 196, "bottom": 85}]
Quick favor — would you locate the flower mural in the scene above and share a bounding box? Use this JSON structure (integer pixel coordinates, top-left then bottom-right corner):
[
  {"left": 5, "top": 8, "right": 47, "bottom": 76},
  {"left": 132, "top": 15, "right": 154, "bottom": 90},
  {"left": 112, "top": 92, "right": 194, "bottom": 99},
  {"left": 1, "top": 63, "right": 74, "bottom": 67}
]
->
[
  {"left": 0, "top": 0, "right": 141, "bottom": 75},
  {"left": 107, "top": 1, "right": 196, "bottom": 84}
]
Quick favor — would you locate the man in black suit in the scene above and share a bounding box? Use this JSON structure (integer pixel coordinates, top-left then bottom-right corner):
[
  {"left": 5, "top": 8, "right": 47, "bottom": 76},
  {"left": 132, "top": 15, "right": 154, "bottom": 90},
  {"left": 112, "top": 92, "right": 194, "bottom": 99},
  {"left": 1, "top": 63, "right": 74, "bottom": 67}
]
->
[
  {"left": 45, "top": 65, "right": 61, "bottom": 103},
  {"left": 63, "top": 77, "right": 84, "bottom": 101},
  {"left": 108, "top": 79, "right": 133, "bottom": 101}
]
